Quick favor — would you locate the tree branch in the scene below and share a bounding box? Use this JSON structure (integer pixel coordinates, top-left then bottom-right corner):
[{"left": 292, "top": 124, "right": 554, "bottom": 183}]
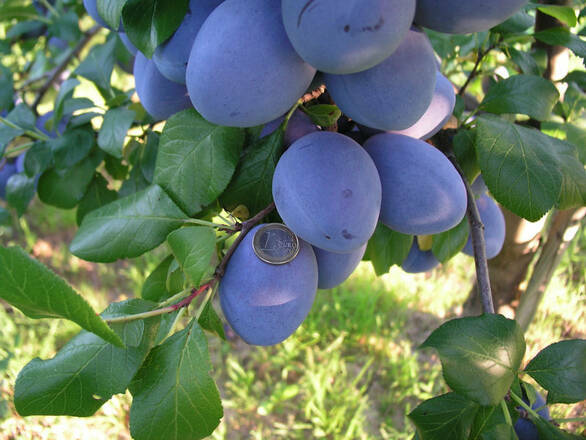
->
[
  {"left": 458, "top": 43, "right": 497, "bottom": 97},
  {"left": 32, "top": 25, "right": 101, "bottom": 113}
]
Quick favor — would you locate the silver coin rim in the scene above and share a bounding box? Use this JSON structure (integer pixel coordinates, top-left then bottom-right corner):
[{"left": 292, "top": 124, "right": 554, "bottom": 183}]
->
[{"left": 252, "top": 223, "right": 300, "bottom": 265}]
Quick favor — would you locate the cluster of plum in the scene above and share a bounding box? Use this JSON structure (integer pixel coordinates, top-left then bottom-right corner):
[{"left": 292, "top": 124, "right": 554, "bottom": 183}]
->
[{"left": 80, "top": 0, "right": 520, "bottom": 346}]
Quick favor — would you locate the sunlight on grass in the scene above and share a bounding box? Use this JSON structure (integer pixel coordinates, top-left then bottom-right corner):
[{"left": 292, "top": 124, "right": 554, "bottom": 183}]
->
[{"left": 0, "top": 205, "right": 584, "bottom": 439}]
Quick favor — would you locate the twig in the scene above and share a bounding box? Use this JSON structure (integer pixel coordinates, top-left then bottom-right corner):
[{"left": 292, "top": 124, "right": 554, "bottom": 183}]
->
[
  {"left": 458, "top": 43, "right": 497, "bottom": 97},
  {"left": 104, "top": 202, "right": 277, "bottom": 325},
  {"left": 32, "top": 25, "right": 101, "bottom": 113},
  {"left": 434, "top": 132, "right": 495, "bottom": 314}
]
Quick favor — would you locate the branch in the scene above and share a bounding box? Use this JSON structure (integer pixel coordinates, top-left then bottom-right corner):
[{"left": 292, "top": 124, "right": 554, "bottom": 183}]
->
[
  {"left": 434, "top": 131, "right": 495, "bottom": 314},
  {"left": 458, "top": 43, "right": 497, "bottom": 97},
  {"left": 32, "top": 25, "right": 101, "bottom": 113},
  {"left": 104, "top": 202, "right": 277, "bottom": 325}
]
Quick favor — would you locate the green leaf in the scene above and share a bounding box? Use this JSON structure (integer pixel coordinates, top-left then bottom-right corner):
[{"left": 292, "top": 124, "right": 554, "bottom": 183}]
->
[
  {"left": 0, "top": 207, "right": 10, "bottom": 226},
  {"left": 534, "top": 27, "right": 586, "bottom": 59},
  {"left": 432, "top": 217, "right": 469, "bottom": 263},
  {"left": 475, "top": 117, "right": 561, "bottom": 221},
  {"left": 6, "top": 173, "right": 36, "bottom": 216},
  {"left": 50, "top": 126, "right": 95, "bottom": 169},
  {"left": 508, "top": 47, "right": 541, "bottom": 76},
  {"left": 408, "top": 393, "right": 479, "bottom": 440},
  {"left": 71, "top": 184, "right": 187, "bottom": 262},
  {"left": 364, "top": 223, "right": 412, "bottom": 275},
  {"left": 166, "top": 258, "right": 186, "bottom": 295},
  {"left": 303, "top": 104, "right": 341, "bottom": 127},
  {"left": 468, "top": 405, "right": 507, "bottom": 440},
  {"left": 0, "top": 246, "right": 123, "bottom": 347},
  {"left": 453, "top": 128, "right": 479, "bottom": 183},
  {"left": 198, "top": 299, "right": 225, "bottom": 340},
  {"left": 534, "top": 417, "right": 583, "bottom": 439},
  {"left": 52, "top": 78, "right": 78, "bottom": 129},
  {"left": 0, "top": 63, "right": 14, "bottom": 112},
  {"left": 98, "top": 107, "right": 135, "bottom": 158},
  {"left": 74, "top": 37, "right": 117, "bottom": 92},
  {"left": 421, "top": 314, "right": 526, "bottom": 406},
  {"left": 221, "top": 128, "right": 285, "bottom": 217},
  {"left": 167, "top": 226, "right": 216, "bottom": 286},
  {"left": 122, "top": 0, "right": 189, "bottom": 58},
  {"left": 97, "top": 0, "right": 126, "bottom": 29},
  {"left": 129, "top": 318, "right": 223, "bottom": 440},
  {"left": 537, "top": 6, "right": 577, "bottom": 28},
  {"left": 479, "top": 75, "right": 559, "bottom": 121},
  {"left": 0, "top": 105, "right": 35, "bottom": 156},
  {"left": 15, "top": 300, "right": 160, "bottom": 417},
  {"left": 154, "top": 109, "right": 244, "bottom": 217},
  {"left": 38, "top": 151, "right": 102, "bottom": 209},
  {"left": 555, "top": 136, "right": 586, "bottom": 209},
  {"left": 479, "top": 424, "right": 517, "bottom": 440},
  {"left": 142, "top": 255, "right": 174, "bottom": 301},
  {"left": 524, "top": 339, "right": 586, "bottom": 404},
  {"left": 76, "top": 173, "right": 118, "bottom": 225},
  {"left": 24, "top": 141, "right": 53, "bottom": 177}
]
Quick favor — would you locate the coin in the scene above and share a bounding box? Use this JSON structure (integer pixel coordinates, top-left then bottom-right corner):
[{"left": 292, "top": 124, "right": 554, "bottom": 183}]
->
[{"left": 252, "top": 223, "right": 300, "bottom": 265}]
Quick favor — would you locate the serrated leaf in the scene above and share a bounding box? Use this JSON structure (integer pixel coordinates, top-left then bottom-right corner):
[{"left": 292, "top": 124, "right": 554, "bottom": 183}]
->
[
  {"left": 122, "top": 0, "right": 189, "bottom": 58},
  {"left": 142, "top": 255, "right": 174, "bottom": 301},
  {"left": 38, "top": 151, "right": 102, "bottom": 209},
  {"left": 167, "top": 227, "right": 216, "bottom": 287},
  {"left": 154, "top": 109, "right": 244, "bottom": 216},
  {"left": 408, "top": 393, "right": 479, "bottom": 440},
  {"left": 71, "top": 184, "right": 187, "bottom": 262},
  {"left": 534, "top": 27, "right": 586, "bottom": 59},
  {"left": 129, "top": 318, "right": 222, "bottom": 440},
  {"left": 74, "top": 37, "right": 117, "bottom": 92},
  {"left": 524, "top": 339, "right": 586, "bottom": 404},
  {"left": 468, "top": 405, "right": 507, "bottom": 440},
  {"left": 364, "top": 223, "right": 412, "bottom": 275},
  {"left": 453, "top": 128, "right": 479, "bottom": 183},
  {"left": 98, "top": 107, "right": 135, "bottom": 158},
  {"left": 198, "top": 299, "right": 225, "bottom": 340},
  {"left": 221, "top": 128, "right": 285, "bottom": 217},
  {"left": 15, "top": 299, "right": 160, "bottom": 417},
  {"left": 0, "top": 246, "right": 123, "bottom": 347},
  {"left": 303, "top": 104, "right": 341, "bottom": 127},
  {"left": 479, "top": 75, "right": 559, "bottom": 121},
  {"left": 76, "top": 173, "right": 118, "bottom": 225},
  {"left": 432, "top": 217, "right": 469, "bottom": 263},
  {"left": 6, "top": 173, "right": 36, "bottom": 216},
  {"left": 475, "top": 116, "right": 561, "bottom": 221},
  {"left": 421, "top": 314, "right": 526, "bottom": 406}
]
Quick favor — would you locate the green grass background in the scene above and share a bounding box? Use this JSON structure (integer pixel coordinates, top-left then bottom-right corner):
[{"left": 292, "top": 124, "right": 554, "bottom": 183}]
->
[{"left": 0, "top": 203, "right": 584, "bottom": 439}]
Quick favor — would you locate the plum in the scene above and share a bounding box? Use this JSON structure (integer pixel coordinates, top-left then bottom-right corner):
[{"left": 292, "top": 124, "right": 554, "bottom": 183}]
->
[
  {"left": 153, "top": 0, "right": 223, "bottom": 84},
  {"left": 82, "top": 0, "right": 109, "bottom": 28},
  {"left": 324, "top": 29, "right": 437, "bottom": 131},
  {"left": 186, "top": 0, "right": 316, "bottom": 127},
  {"left": 281, "top": 0, "right": 415, "bottom": 74},
  {"left": 401, "top": 239, "right": 440, "bottom": 273},
  {"left": 0, "top": 159, "right": 18, "bottom": 200},
  {"left": 133, "top": 52, "right": 192, "bottom": 121},
  {"left": 313, "top": 244, "right": 366, "bottom": 289},
  {"left": 272, "top": 132, "right": 382, "bottom": 253},
  {"left": 463, "top": 194, "right": 505, "bottom": 259},
  {"left": 219, "top": 224, "right": 318, "bottom": 346},
  {"left": 415, "top": 0, "right": 529, "bottom": 34},
  {"left": 471, "top": 174, "right": 488, "bottom": 197},
  {"left": 514, "top": 392, "right": 550, "bottom": 440},
  {"left": 260, "top": 109, "right": 317, "bottom": 147},
  {"left": 389, "top": 72, "right": 456, "bottom": 140},
  {"left": 364, "top": 133, "right": 467, "bottom": 235}
]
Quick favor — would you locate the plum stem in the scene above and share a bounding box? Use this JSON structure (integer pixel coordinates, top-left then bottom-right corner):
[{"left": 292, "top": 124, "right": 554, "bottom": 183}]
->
[
  {"left": 103, "top": 203, "right": 276, "bottom": 326},
  {"left": 509, "top": 390, "right": 546, "bottom": 422},
  {"left": 32, "top": 25, "right": 101, "bottom": 114}
]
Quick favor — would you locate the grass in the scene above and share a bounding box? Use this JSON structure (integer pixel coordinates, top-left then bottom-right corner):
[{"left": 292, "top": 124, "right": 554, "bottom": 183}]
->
[{"left": 0, "top": 203, "right": 584, "bottom": 439}]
